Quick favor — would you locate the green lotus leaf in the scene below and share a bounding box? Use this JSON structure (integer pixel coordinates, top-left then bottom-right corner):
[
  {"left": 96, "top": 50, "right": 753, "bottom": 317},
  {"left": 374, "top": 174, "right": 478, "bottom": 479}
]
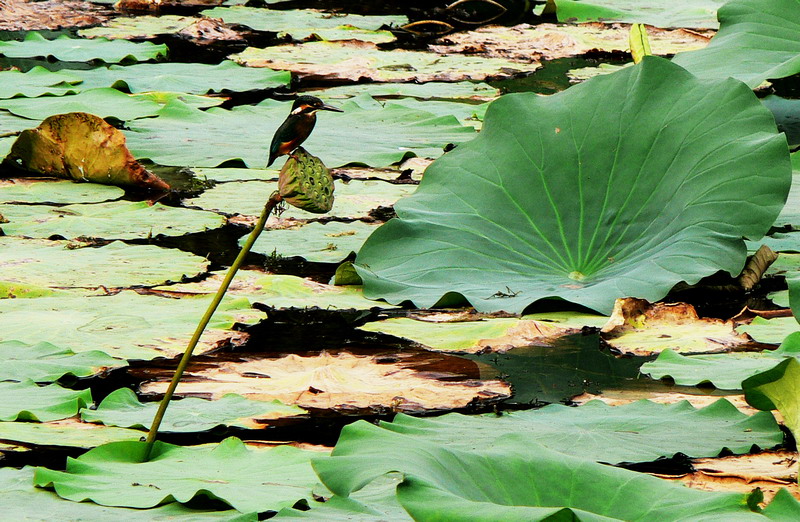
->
[
  {"left": 0, "top": 291, "right": 265, "bottom": 360},
  {"left": 313, "top": 81, "right": 499, "bottom": 102},
  {"left": 130, "top": 91, "right": 225, "bottom": 110},
  {"left": 0, "top": 111, "right": 40, "bottom": 136},
  {"left": 0, "top": 88, "right": 163, "bottom": 121},
  {"left": 34, "top": 438, "right": 322, "bottom": 513},
  {"left": 186, "top": 179, "right": 414, "bottom": 220},
  {"left": 551, "top": 0, "right": 724, "bottom": 28},
  {"left": 313, "top": 425, "right": 765, "bottom": 520},
  {"left": 0, "top": 32, "right": 167, "bottom": 63},
  {"left": 773, "top": 173, "right": 800, "bottom": 229},
  {"left": 672, "top": 0, "right": 800, "bottom": 88},
  {"left": 743, "top": 357, "right": 800, "bottom": 448},
  {"left": 82, "top": 388, "right": 304, "bottom": 432},
  {"left": 202, "top": 7, "right": 406, "bottom": 42},
  {"left": 0, "top": 179, "right": 123, "bottom": 204},
  {"left": 126, "top": 96, "right": 475, "bottom": 168},
  {"left": 73, "top": 61, "right": 290, "bottom": 94},
  {"left": 190, "top": 167, "right": 279, "bottom": 182},
  {"left": 0, "top": 380, "right": 92, "bottom": 422},
  {"left": 248, "top": 221, "right": 380, "bottom": 263},
  {"left": 0, "top": 420, "right": 143, "bottom": 449},
  {"left": 738, "top": 316, "right": 799, "bottom": 344},
  {"left": 77, "top": 14, "right": 198, "bottom": 40},
  {"left": 762, "top": 488, "right": 800, "bottom": 519},
  {"left": 0, "top": 200, "right": 224, "bottom": 240},
  {"left": 0, "top": 238, "right": 209, "bottom": 289},
  {"left": 331, "top": 399, "right": 780, "bottom": 466},
  {"left": 763, "top": 96, "right": 800, "bottom": 149},
  {"left": 355, "top": 57, "right": 791, "bottom": 314},
  {"left": 153, "top": 271, "right": 396, "bottom": 310},
  {"left": 5, "top": 467, "right": 253, "bottom": 521},
  {"left": 0, "top": 66, "right": 81, "bottom": 99},
  {"left": 230, "top": 41, "right": 535, "bottom": 83},
  {"left": 0, "top": 340, "right": 124, "bottom": 383}
]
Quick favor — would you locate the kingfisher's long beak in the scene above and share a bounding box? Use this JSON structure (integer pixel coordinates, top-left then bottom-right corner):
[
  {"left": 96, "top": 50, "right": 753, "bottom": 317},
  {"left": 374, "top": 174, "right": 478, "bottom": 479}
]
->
[{"left": 319, "top": 103, "right": 343, "bottom": 113}]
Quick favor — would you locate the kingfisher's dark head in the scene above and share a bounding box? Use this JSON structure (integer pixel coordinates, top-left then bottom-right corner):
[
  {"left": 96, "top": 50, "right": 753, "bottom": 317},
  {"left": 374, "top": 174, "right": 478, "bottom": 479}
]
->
[{"left": 290, "top": 95, "right": 343, "bottom": 116}]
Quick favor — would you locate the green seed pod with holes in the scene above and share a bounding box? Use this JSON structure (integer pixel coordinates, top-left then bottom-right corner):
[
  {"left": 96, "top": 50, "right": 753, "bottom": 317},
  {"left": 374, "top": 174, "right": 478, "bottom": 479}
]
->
[{"left": 277, "top": 147, "right": 334, "bottom": 213}]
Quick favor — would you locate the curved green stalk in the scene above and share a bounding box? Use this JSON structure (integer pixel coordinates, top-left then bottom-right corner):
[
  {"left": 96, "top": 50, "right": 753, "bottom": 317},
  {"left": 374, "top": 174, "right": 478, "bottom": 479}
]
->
[{"left": 144, "top": 191, "right": 282, "bottom": 460}]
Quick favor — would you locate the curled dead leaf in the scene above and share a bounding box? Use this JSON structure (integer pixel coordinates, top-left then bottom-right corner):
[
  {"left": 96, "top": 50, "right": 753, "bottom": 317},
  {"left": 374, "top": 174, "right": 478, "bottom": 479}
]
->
[{"left": 3, "top": 112, "right": 169, "bottom": 191}]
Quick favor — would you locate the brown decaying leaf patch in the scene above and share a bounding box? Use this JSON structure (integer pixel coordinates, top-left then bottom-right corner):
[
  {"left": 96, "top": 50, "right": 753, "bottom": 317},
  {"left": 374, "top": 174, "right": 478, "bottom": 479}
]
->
[
  {"left": 600, "top": 298, "right": 752, "bottom": 356},
  {"left": 430, "top": 23, "right": 712, "bottom": 62},
  {"left": 0, "top": 0, "right": 110, "bottom": 31},
  {"left": 139, "top": 350, "right": 511, "bottom": 414},
  {"left": 115, "top": 0, "right": 223, "bottom": 12},
  {"left": 654, "top": 451, "right": 799, "bottom": 504},
  {"left": 3, "top": 113, "right": 169, "bottom": 191},
  {"left": 177, "top": 16, "right": 246, "bottom": 45}
]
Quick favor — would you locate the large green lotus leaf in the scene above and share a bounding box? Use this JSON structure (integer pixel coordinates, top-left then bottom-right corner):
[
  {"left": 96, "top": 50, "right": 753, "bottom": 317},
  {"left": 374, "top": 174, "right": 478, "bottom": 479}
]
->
[
  {"left": 231, "top": 41, "right": 535, "bottom": 83},
  {"left": 248, "top": 221, "right": 380, "bottom": 263},
  {"left": 0, "top": 340, "right": 124, "bottom": 383},
  {"left": 126, "top": 96, "right": 475, "bottom": 168},
  {"left": 202, "top": 7, "right": 405, "bottom": 42},
  {"left": 274, "top": 474, "right": 409, "bottom": 521},
  {"left": 77, "top": 14, "right": 197, "bottom": 39},
  {"left": 0, "top": 380, "right": 92, "bottom": 422},
  {"left": 552, "top": 0, "right": 723, "bottom": 28},
  {"left": 4, "top": 467, "right": 254, "bottom": 521},
  {"left": 354, "top": 57, "right": 791, "bottom": 314},
  {"left": 358, "top": 312, "right": 606, "bottom": 353},
  {"left": 0, "top": 88, "right": 163, "bottom": 121},
  {"left": 641, "top": 339, "right": 800, "bottom": 390},
  {"left": 0, "top": 66, "right": 81, "bottom": 98},
  {"left": 0, "top": 419, "right": 144, "bottom": 449},
  {"left": 0, "top": 32, "right": 167, "bottom": 63},
  {"left": 313, "top": 81, "right": 499, "bottom": 102},
  {"left": 186, "top": 179, "right": 414, "bottom": 220},
  {"left": 341, "top": 399, "right": 780, "bottom": 465},
  {"left": 34, "top": 438, "right": 322, "bottom": 513},
  {"left": 743, "top": 357, "right": 800, "bottom": 449},
  {"left": 0, "top": 291, "right": 264, "bottom": 360},
  {"left": 0, "top": 179, "right": 123, "bottom": 204},
  {"left": 738, "top": 317, "right": 798, "bottom": 344},
  {"left": 314, "top": 426, "right": 764, "bottom": 520},
  {"left": 73, "top": 61, "right": 291, "bottom": 94},
  {"left": 0, "top": 200, "right": 225, "bottom": 240},
  {"left": 153, "top": 271, "right": 395, "bottom": 310},
  {"left": 672, "top": 0, "right": 800, "bottom": 88},
  {"left": 82, "top": 388, "right": 304, "bottom": 432},
  {"left": 190, "top": 167, "right": 279, "bottom": 182},
  {"left": 0, "top": 238, "right": 209, "bottom": 288}
]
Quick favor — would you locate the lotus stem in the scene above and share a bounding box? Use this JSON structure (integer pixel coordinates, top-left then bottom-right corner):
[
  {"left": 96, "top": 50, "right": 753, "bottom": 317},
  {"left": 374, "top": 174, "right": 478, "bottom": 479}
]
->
[{"left": 143, "top": 191, "right": 282, "bottom": 460}]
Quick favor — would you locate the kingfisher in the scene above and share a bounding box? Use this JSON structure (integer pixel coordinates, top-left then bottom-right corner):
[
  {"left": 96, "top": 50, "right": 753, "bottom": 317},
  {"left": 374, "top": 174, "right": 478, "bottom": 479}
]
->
[{"left": 267, "top": 95, "right": 343, "bottom": 167}]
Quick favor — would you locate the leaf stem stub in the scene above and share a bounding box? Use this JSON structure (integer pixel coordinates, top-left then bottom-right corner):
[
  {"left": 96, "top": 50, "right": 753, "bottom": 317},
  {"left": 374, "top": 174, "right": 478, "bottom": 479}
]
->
[
  {"left": 568, "top": 271, "right": 586, "bottom": 282},
  {"left": 278, "top": 147, "right": 334, "bottom": 214}
]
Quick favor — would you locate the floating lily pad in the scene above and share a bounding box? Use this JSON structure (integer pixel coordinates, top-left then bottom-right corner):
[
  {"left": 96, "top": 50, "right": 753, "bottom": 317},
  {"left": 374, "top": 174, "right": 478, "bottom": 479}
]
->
[
  {"left": 139, "top": 351, "right": 511, "bottom": 413},
  {"left": 0, "top": 238, "right": 209, "bottom": 289},
  {"left": 0, "top": 340, "right": 124, "bottom": 383},
  {"left": 313, "top": 81, "right": 500, "bottom": 102},
  {"left": 202, "top": 7, "right": 406, "bottom": 42},
  {"left": 314, "top": 425, "right": 766, "bottom": 521},
  {"left": 0, "top": 419, "right": 144, "bottom": 449},
  {"left": 640, "top": 339, "right": 800, "bottom": 390},
  {"left": 672, "top": 0, "right": 800, "bottom": 88},
  {"left": 0, "top": 111, "right": 40, "bottom": 136},
  {"left": 600, "top": 298, "right": 751, "bottom": 355},
  {"left": 82, "top": 388, "right": 304, "bottom": 432},
  {"left": 153, "top": 271, "right": 393, "bottom": 310},
  {"left": 0, "top": 200, "right": 225, "bottom": 240},
  {"left": 358, "top": 314, "right": 603, "bottom": 353},
  {"left": 126, "top": 96, "right": 475, "bottom": 168},
  {"left": 0, "top": 380, "right": 92, "bottom": 422},
  {"left": 4, "top": 467, "right": 253, "bottom": 521},
  {"left": 743, "top": 357, "right": 800, "bottom": 448},
  {"left": 0, "top": 32, "right": 167, "bottom": 63},
  {"left": 0, "top": 179, "right": 123, "bottom": 204},
  {"left": 77, "top": 14, "right": 198, "bottom": 40},
  {"left": 773, "top": 173, "right": 800, "bottom": 229},
  {"left": 567, "top": 62, "right": 632, "bottom": 83},
  {"left": 34, "top": 438, "right": 320, "bottom": 513},
  {"left": 187, "top": 179, "right": 414, "bottom": 220},
  {"left": 0, "top": 88, "right": 162, "bottom": 121},
  {"left": 249, "top": 221, "right": 380, "bottom": 263},
  {"left": 355, "top": 57, "right": 790, "bottom": 314},
  {"left": 231, "top": 41, "right": 536, "bottom": 83},
  {"left": 73, "top": 61, "right": 290, "bottom": 94},
  {"left": 190, "top": 167, "right": 279, "bottom": 182},
  {"left": 130, "top": 91, "right": 225, "bottom": 110},
  {"left": 552, "top": 0, "right": 723, "bottom": 29},
  {"left": 0, "top": 291, "right": 264, "bottom": 360},
  {"left": 0, "top": 66, "right": 81, "bottom": 99},
  {"left": 738, "top": 316, "right": 798, "bottom": 344}
]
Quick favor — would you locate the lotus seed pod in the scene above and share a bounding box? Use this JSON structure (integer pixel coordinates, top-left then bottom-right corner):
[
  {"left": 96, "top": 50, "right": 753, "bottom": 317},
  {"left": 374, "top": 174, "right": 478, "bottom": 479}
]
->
[{"left": 278, "top": 147, "right": 334, "bottom": 213}]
